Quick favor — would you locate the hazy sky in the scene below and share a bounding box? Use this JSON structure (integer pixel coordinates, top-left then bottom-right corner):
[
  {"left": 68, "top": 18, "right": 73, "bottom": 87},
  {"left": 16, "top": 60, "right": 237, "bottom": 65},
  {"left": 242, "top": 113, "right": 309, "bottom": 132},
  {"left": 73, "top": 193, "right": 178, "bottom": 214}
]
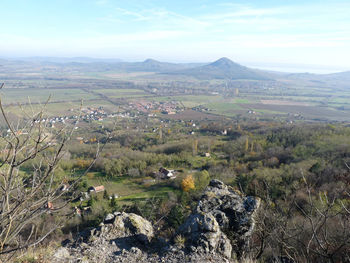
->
[{"left": 1, "top": 0, "right": 350, "bottom": 71}]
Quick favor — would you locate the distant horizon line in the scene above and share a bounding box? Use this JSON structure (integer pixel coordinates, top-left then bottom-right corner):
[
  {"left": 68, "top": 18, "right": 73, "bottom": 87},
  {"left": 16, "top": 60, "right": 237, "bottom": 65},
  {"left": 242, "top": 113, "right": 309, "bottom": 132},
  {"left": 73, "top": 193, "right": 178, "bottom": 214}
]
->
[{"left": 1, "top": 55, "right": 348, "bottom": 74}]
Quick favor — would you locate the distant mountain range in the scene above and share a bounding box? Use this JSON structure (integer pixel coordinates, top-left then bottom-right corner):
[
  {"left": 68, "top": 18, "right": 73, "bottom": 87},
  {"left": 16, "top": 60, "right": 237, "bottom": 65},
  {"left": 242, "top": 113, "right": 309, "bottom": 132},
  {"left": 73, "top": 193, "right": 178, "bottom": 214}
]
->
[
  {"left": 324, "top": 71, "right": 350, "bottom": 81},
  {"left": 1, "top": 56, "right": 349, "bottom": 82},
  {"left": 104, "top": 59, "right": 204, "bottom": 72},
  {"left": 0, "top": 57, "right": 204, "bottom": 73},
  {"left": 287, "top": 71, "right": 350, "bottom": 82},
  {"left": 1, "top": 56, "right": 124, "bottom": 64}
]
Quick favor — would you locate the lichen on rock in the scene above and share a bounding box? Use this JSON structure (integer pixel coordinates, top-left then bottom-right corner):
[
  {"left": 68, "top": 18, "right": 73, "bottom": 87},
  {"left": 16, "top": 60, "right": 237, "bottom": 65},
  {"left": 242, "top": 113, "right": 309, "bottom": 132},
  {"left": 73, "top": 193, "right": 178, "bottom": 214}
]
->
[{"left": 178, "top": 179, "right": 260, "bottom": 260}]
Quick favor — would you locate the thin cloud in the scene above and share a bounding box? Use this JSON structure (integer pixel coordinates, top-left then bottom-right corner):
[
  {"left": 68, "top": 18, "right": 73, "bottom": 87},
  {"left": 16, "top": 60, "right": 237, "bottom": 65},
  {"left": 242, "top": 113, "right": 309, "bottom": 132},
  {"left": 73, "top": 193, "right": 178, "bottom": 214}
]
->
[
  {"left": 115, "top": 7, "right": 148, "bottom": 21},
  {"left": 95, "top": 0, "right": 108, "bottom": 6},
  {"left": 202, "top": 7, "right": 287, "bottom": 20},
  {"left": 110, "top": 6, "right": 209, "bottom": 28}
]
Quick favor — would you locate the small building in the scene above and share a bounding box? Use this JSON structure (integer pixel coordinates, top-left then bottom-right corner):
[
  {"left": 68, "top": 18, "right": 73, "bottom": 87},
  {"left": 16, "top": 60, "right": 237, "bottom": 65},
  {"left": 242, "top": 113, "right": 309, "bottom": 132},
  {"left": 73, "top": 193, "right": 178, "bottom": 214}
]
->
[
  {"left": 47, "top": 202, "right": 54, "bottom": 210},
  {"left": 74, "top": 206, "right": 81, "bottom": 216},
  {"left": 158, "top": 167, "right": 176, "bottom": 179},
  {"left": 205, "top": 152, "right": 211, "bottom": 157},
  {"left": 88, "top": 185, "right": 105, "bottom": 193},
  {"left": 60, "top": 184, "right": 69, "bottom": 192},
  {"left": 109, "top": 194, "right": 119, "bottom": 200}
]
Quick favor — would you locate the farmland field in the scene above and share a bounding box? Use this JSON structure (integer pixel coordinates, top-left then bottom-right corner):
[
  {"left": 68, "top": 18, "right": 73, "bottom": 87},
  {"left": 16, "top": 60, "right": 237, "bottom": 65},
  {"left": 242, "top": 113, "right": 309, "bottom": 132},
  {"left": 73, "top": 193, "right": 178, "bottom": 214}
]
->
[
  {"left": 0, "top": 88, "right": 97, "bottom": 104},
  {"left": 82, "top": 172, "right": 182, "bottom": 205},
  {"left": 95, "top": 88, "right": 149, "bottom": 98},
  {"left": 1, "top": 60, "right": 350, "bottom": 123}
]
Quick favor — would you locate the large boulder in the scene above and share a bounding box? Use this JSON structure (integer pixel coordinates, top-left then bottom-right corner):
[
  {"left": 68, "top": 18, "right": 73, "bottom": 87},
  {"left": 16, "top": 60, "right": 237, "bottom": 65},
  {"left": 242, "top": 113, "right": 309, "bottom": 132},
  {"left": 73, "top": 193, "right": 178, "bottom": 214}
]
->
[
  {"left": 178, "top": 213, "right": 232, "bottom": 258},
  {"left": 109, "top": 212, "right": 154, "bottom": 244},
  {"left": 77, "top": 211, "right": 154, "bottom": 246},
  {"left": 178, "top": 179, "right": 260, "bottom": 260}
]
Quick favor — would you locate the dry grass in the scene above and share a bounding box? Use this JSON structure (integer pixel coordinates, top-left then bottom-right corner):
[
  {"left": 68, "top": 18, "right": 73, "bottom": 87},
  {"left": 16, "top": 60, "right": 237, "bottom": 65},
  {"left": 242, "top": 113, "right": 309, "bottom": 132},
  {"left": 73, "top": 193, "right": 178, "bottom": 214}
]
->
[{"left": 4, "top": 242, "right": 58, "bottom": 263}]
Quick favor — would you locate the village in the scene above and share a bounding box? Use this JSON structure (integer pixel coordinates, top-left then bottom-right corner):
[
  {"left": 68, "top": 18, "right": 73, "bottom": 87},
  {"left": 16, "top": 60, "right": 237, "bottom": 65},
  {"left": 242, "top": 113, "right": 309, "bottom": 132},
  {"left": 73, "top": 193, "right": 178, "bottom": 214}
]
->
[
  {"left": 26, "top": 99, "right": 183, "bottom": 131},
  {"left": 28, "top": 106, "right": 110, "bottom": 128},
  {"left": 128, "top": 100, "right": 181, "bottom": 115}
]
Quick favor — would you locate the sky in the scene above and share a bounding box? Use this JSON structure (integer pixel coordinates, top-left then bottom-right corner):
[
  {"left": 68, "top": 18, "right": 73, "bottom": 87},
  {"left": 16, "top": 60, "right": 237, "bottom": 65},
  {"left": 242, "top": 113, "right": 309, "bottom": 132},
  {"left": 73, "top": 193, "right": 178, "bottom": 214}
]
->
[{"left": 1, "top": 0, "right": 350, "bottom": 72}]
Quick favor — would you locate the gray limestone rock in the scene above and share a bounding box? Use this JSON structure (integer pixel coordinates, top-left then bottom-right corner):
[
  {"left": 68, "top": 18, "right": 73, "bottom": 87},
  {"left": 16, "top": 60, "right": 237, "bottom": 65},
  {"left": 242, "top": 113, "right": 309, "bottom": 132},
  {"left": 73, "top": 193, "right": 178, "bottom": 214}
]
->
[
  {"left": 178, "top": 179, "right": 260, "bottom": 259},
  {"left": 52, "top": 247, "right": 71, "bottom": 262},
  {"left": 112, "top": 212, "right": 154, "bottom": 244},
  {"left": 53, "top": 180, "right": 259, "bottom": 262}
]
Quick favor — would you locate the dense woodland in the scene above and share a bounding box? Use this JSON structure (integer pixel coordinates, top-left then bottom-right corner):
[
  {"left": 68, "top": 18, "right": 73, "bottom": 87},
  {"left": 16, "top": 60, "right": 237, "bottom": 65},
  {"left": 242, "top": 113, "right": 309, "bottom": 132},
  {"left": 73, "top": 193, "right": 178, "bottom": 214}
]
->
[
  {"left": 72, "top": 120, "right": 350, "bottom": 262},
  {"left": 0, "top": 103, "right": 350, "bottom": 262}
]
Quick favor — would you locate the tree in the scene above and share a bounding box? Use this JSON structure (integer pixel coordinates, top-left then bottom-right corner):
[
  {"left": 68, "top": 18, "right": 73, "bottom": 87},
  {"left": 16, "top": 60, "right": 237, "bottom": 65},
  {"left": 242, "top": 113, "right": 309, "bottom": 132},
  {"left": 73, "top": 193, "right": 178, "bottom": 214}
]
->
[
  {"left": 0, "top": 89, "right": 105, "bottom": 259},
  {"left": 87, "top": 197, "right": 94, "bottom": 207},
  {"left": 193, "top": 170, "right": 210, "bottom": 191},
  {"left": 245, "top": 137, "right": 249, "bottom": 152},
  {"left": 127, "top": 168, "right": 140, "bottom": 177},
  {"left": 105, "top": 159, "right": 124, "bottom": 177},
  {"left": 103, "top": 189, "right": 109, "bottom": 200},
  {"left": 192, "top": 139, "right": 198, "bottom": 156},
  {"left": 109, "top": 195, "right": 119, "bottom": 210},
  {"left": 181, "top": 175, "right": 195, "bottom": 192}
]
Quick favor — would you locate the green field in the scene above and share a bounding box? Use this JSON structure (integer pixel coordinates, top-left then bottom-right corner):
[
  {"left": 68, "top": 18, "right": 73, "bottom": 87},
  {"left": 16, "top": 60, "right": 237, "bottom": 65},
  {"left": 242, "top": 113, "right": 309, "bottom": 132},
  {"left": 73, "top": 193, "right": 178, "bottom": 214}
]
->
[
  {"left": 206, "top": 102, "right": 243, "bottom": 115},
  {"left": 5, "top": 99, "right": 119, "bottom": 117},
  {"left": 95, "top": 88, "right": 149, "bottom": 98},
  {"left": 1, "top": 88, "right": 97, "bottom": 104},
  {"left": 84, "top": 173, "right": 180, "bottom": 204},
  {"left": 1, "top": 63, "right": 350, "bottom": 122}
]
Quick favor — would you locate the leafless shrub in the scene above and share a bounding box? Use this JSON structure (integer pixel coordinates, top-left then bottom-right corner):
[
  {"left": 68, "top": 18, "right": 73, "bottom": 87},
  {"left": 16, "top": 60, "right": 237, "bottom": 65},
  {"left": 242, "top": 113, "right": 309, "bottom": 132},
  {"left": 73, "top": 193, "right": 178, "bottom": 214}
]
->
[
  {"left": 252, "top": 174, "right": 350, "bottom": 263},
  {"left": 0, "top": 85, "right": 108, "bottom": 260}
]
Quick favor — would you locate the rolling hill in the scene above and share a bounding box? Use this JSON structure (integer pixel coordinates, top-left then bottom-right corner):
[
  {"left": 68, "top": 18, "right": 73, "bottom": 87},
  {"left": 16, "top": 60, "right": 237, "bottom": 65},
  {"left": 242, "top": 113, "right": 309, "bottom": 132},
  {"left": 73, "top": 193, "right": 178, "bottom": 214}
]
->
[
  {"left": 322, "top": 71, "right": 350, "bottom": 81},
  {"left": 119, "top": 59, "right": 200, "bottom": 72},
  {"left": 0, "top": 57, "right": 202, "bottom": 73},
  {"left": 163, "top": 57, "right": 271, "bottom": 80}
]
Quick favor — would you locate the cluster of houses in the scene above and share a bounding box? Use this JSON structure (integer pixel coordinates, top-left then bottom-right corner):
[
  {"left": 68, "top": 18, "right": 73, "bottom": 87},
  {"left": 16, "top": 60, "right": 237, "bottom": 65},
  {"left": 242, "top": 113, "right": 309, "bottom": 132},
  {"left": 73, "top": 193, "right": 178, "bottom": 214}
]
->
[
  {"left": 79, "top": 107, "right": 108, "bottom": 122},
  {"left": 74, "top": 184, "right": 119, "bottom": 216},
  {"left": 33, "top": 116, "right": 70, "bottom": 127},
  {"left": 193, "top": 106, "right": 211, "bottom": 112},
  {"left": 129, "top": 100, "right": 180, "bottom": 115},
  {"left": 82, "top": 185, "right": 118, "bottom": 200},
  {"left": 30, "top": 107, "right": 109, "bottom": 128}
]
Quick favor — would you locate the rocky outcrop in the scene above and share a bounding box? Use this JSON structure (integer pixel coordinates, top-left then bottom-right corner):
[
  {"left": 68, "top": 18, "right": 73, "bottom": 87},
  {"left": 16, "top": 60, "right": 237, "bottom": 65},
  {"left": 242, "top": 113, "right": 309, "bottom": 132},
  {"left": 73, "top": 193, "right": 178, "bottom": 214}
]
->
[
  {"left": 53, "top": 180, "right": 260, "bottom": 262},
  {"left": 76, "top": 211, "right": 154, "bottom": 245},
  {"left": 178, "top": 179, "right": 260, "bottom": 260},
  {"left": 53, "top": 212, "right": 155, "bottom": 263},
  {"left": 104, "top": 212, "right": 154, "bottom": 244},
  {"left": 178, "top": 213, "right": 233, "bottom": 258}
]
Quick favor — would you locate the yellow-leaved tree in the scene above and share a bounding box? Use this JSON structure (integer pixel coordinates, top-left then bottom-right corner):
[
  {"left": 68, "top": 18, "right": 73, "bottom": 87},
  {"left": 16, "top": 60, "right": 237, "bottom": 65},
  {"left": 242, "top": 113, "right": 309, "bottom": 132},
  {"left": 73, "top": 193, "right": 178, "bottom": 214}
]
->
[{"left": 181, "top": 175, "right": 195, "bottom": 192}]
